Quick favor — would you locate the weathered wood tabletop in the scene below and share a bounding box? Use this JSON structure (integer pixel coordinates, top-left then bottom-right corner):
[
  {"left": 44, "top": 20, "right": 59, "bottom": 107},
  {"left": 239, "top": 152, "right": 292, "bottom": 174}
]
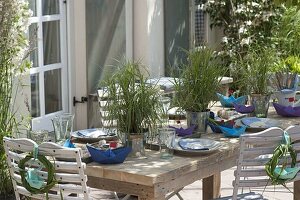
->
[{"left": 85, "top": 105, "right": 300, "bottom": 200}]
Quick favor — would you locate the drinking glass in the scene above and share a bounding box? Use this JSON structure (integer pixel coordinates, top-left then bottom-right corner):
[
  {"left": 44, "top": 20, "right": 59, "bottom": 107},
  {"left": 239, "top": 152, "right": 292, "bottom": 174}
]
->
[
  {"left": 52, "top": 113, "right": 74, "bottom": 142},
  {"left": 159, "top": 96, "right": 171, "bottom": 125},
  {"left": 60, "top": 113, "right": 74, "bottom": 140},
  {"left": 158, "top": 128, "right": 175, "bottom": 159}
]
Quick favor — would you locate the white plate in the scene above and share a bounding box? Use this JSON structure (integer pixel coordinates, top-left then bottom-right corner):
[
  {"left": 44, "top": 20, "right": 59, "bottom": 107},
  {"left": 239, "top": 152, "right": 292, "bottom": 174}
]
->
[
  {"left": 172, "top": 138, "right": 221, "bottom": 156},
  {"left": 71, "top": 128, "right": 117, "bottom": 143}
]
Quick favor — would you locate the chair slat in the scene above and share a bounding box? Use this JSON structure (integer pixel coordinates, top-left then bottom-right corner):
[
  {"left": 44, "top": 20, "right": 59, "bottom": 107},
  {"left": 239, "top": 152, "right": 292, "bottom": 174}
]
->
[
  {"left": 8, "top": 152, "right": 85, "bottom": 171},
  {"left": 14, "top": 175, "right": 87, "bottom": 194},
  {"left": 241, "top": 154, "right": 300, "bottom": 166},
  {"left": 243, "top": 143, "right": 300, "bottom": 157},
  {"left": 13, "top": 167, "right": 87, "bottom": 183},
  {"left": 235, "top": 173, "right": 300, "bottom": 188},
  {"left": 235, "top": 169, "right": 267, "bottom": 177},
  {"left": 17, "top": 186, "right": 85, "bottom": 200},
  {"left": 4, "top": 138, "right": 81, "bottom": 157}
]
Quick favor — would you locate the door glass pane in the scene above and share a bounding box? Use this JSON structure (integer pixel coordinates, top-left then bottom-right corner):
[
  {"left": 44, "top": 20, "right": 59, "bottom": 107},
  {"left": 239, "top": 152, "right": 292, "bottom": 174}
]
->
[
  {"left": 28, "top": 0, "right": 37, "bottom": 16},
  {"left": 29, "top": 23, "right": 39, "bottom": 68},
  {"left": 43, "top": 20, "right": 61, "bottom": 65},
  {"left": 42, "top": 0, "right": 59, "bottom": 15},
  {"left": 31, "top": 74, "right": 40, "bottom": 117},
  {"left": 44, "top": 69, "right": 62, "bottom": 114}
]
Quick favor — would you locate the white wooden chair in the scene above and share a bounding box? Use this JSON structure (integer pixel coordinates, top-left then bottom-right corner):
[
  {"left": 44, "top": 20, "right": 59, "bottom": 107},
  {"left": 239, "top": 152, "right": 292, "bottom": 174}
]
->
[
  {"left": 216, "top": 125, "right": 300, "bottom": 200},
  {"left": 3, "top": 137, "right": 114, "bottom": 200}
]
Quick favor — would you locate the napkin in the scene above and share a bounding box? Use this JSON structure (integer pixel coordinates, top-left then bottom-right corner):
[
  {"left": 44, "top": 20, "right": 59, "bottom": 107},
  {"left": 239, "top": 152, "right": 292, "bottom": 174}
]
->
[{"left": 63, "top": 139, "right": 76, "bottom": 148}]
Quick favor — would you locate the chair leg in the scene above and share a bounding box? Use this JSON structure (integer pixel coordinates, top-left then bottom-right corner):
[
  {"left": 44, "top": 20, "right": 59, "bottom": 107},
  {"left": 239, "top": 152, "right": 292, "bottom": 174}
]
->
[
  {"left": 113, "top": 192, "right": 120, "bottom": 200},
  {"left": 114, "top": 192, "right": 131, "bottom": 200},
  {"left": 121, "top": 194, "right": 131, "bottom": 200},
  {"left": 166, "top": 187, "right": 184, "bottom": 200}
]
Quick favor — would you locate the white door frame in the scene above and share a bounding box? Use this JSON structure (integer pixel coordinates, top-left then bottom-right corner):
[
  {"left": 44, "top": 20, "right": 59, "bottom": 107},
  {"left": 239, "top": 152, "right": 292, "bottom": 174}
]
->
[{"left": 30, "top": 0, "right": 69, "bottom": 131}]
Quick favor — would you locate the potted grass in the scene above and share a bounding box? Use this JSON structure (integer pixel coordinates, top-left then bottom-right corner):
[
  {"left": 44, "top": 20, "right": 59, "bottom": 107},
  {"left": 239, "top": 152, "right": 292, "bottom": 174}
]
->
[
  {"left": 100, "top": 60, "right": 161, "bottom": 157},
  {"left": 238, "top": 45, "right": 276, "bottom": 118},
  {"left": 173, "top": 46, "right": 225, "bottom": 135}
]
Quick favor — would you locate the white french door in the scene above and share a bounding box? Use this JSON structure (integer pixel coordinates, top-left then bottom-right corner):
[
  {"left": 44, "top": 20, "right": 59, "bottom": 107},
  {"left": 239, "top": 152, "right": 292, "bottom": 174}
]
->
[{"left": 28, "top": 0, "right": 68, "bottom": 131}]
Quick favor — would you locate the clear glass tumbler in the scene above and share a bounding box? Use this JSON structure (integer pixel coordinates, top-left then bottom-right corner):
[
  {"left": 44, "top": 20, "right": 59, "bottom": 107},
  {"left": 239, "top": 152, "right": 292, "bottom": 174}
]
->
[
  {"left": 158, "top": 128, "right": 175, "bottom": 159},
  {"left": 159, "top": 96, "right": 171, "bottom": 126},
  {"left": 52, "top": 113, "right": 74, "bottom": 142}
]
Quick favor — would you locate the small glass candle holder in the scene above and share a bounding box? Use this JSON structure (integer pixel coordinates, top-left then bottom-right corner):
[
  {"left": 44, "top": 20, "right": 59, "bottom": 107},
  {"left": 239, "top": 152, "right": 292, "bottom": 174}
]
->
[{"left": 27, "top": 130, "right": 49, "bottom": 144}]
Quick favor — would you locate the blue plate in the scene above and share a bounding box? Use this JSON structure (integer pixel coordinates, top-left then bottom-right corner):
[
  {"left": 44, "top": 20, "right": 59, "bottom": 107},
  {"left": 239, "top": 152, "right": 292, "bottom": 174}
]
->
[
  {"left": 241, "top": 117, "right": 280, "bottom": 129},
  {"left": 177, "top": 138, "right": 220, "bottom": 151}
]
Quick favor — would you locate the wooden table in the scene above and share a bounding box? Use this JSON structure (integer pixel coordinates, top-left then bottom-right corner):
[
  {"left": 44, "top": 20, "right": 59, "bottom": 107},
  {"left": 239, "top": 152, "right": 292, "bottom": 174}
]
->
[
  {"left": 85, "top": 134, "right": 239, "bottom": 200},
  {"left": 85, "top": 106, "right": 300, "bottom": 200}
]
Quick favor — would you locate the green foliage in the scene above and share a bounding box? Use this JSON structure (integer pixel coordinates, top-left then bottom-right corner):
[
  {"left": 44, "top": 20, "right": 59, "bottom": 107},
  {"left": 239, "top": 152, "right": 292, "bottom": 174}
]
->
[
  {"left": 271, "top": 56, "right": 300, "bottom": 90},
  {"left": 0, "top": 0, "right": 31, "bottom": 196},
  {"left": 205, "top": 0, "right": 283, "bottom": 63},
  {"left": 272, "top": 7, "right": 300, "bottom": 57},
  {"left": 101, "top": 60, "right": 161, "bottom": 135},
  {"left": 174, "top": 47, "right": 225, "bottom": 112},
  {"left": 273, "top": 0, "right": 300, "bottom": 8},
  {"left": 237, "top": 45, "right": 276, "bottom": 94},
  {"left": 205, "top": 0, "right": 284, "bottom": 92}
]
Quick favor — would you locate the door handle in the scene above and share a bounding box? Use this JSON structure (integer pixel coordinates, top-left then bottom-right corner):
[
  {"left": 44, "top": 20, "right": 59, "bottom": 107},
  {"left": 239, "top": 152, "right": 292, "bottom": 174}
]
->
[{"left": 73, "top": 96, "right": 88, "bottom": 107}]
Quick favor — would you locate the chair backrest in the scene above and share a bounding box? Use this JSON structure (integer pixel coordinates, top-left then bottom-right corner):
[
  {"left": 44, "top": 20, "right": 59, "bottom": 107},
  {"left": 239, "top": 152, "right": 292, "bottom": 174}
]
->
[
  {"left": 3, "top": 137, "right": 90, "bottom": 200},
  {"left": 233, "top": 125, "right": 300, "bottom": 199}
]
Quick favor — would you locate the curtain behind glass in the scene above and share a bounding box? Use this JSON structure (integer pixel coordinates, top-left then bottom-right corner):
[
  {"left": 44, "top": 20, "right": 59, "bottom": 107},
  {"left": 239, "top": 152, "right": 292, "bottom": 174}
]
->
[{"left": 86, "top": 0, "right": 126, "bottom": 94}]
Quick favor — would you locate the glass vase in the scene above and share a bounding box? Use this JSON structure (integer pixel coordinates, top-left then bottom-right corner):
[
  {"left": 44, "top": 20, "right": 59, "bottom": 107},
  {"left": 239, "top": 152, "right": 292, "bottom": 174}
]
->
[
  {"left": 127, "top": 134, "right": 146, "bottom": 158},
  {"left": 250, "top": 94, "right": 271, "bottom": 118}
]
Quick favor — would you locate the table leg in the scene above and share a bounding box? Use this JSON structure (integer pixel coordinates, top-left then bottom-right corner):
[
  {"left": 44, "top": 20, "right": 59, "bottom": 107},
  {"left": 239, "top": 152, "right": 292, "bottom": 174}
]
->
[
  {"left": 138, "top": 194, "right": 165, "bottom": 200},
  {"left": 203, "top": 173, "right": 221, "bottom": 200},
  {"left": 294, "top": 180, "right": 300, "bottom": 200}
]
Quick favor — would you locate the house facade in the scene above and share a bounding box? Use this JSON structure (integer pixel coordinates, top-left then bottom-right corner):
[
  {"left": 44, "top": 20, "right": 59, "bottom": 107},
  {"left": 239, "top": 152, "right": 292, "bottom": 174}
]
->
[{"left": 17, "top": 0, "right": 221, "bottom": 134}]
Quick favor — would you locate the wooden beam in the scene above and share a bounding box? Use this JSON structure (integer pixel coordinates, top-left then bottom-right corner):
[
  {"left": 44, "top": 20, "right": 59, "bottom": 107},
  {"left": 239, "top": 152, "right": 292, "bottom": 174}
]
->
[
  {"left": 294, "top": 180, "right": 300, "bottom": 200},
  {"left": 203, "top": 173, "right": 221, "bottom": 200}
]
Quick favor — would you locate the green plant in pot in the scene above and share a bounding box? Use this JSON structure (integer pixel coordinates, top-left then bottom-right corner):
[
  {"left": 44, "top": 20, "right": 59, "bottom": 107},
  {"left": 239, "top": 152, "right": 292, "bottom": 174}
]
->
[
  {"left": 238, "top": 45, "right": 276, "bottom": 118},
  {"left": 101, "top": 60, "right": 161, "bottom": 157},
  {"left": 174, "top": 47, "right": 225, "bottom": 135},
  {"left": 271, "top": 56, "right": 300, "bottom": 91},
  {"left": 271, "top": 56, "right": 300, "bottom": 107}
]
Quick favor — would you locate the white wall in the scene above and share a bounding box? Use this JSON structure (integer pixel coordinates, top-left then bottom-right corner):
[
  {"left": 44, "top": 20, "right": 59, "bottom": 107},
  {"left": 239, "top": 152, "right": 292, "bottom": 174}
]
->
[{"left": 133, "top": 0, "right": 165, "bottom": 77}]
